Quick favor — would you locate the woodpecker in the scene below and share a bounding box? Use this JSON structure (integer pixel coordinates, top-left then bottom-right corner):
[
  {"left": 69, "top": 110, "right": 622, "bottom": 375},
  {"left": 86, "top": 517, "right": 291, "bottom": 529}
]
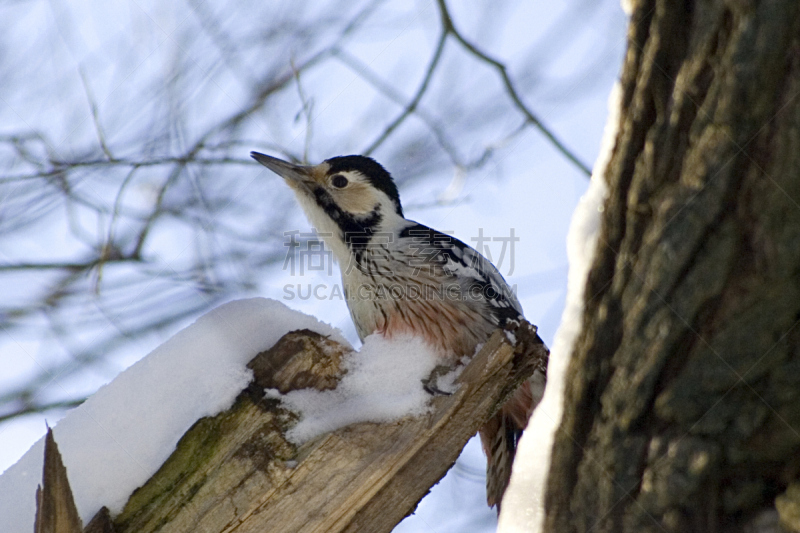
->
[{"left": 251, "top": 151, "right": 546, "bottom": 508}]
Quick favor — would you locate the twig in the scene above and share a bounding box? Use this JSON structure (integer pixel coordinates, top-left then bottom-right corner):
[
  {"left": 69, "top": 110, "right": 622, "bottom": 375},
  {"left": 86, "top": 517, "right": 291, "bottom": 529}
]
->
[
  {"left": 0, "top": 399, "right": 85, "bottom": 424},
  {"left": 78, "top": 66, "right": 114, "bottom": 161},
  {"left": 435, "top": 0, "right": 592, "bottom": 176},
  {"left": 291, "top": 59, "right": 315, "bottom": 163},
  {"left": 331, "top": 47, "right": 464, "bottom": 166},
  {"left": 363, "top": 30, "right": 448, "bottom": 156}
]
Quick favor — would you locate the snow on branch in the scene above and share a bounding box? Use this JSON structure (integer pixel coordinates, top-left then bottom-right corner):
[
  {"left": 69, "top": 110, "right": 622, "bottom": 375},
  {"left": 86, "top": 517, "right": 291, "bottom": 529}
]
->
[{"left": 2, "top": 298, "right": 547, "bottom": 533}]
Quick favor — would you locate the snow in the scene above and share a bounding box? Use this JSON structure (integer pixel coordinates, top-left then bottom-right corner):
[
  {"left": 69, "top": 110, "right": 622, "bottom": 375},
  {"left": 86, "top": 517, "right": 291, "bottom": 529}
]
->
[
  {"left": 497, "top": 82, "right": 621, "bottom": 533},
  {"left": 268, "top": 333, "right": 439, "bottom": 442},
  {"left": 0, "top": 298, "right": 349, "bottom": 532},
  {"left": 504, "top": 330, "right": 518, "bottom": 345}
]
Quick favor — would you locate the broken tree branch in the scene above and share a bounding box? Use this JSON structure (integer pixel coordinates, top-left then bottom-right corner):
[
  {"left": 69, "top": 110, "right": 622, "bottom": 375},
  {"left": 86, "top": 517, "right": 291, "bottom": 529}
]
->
[{"left": 105, "top": 323, "right": 546, "bottom": 533}]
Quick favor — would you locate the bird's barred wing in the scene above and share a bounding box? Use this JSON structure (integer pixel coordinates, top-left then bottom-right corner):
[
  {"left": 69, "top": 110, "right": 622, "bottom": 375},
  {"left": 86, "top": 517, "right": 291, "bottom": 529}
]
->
[{"left": 397, "top": 223, "right": 524, "bottom": 326}]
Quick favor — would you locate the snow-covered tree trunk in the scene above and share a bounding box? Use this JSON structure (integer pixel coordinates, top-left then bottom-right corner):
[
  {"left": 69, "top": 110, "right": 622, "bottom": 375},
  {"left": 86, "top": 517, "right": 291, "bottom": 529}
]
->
[{"left": 545, "top": 1, "right": 800, "bottom": 531}]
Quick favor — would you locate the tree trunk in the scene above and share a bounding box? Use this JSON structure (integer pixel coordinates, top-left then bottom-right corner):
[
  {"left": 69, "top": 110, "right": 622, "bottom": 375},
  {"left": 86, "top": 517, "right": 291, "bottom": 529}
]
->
[{"left": 545, "top": 1, "right": 800, "bottom": 532}]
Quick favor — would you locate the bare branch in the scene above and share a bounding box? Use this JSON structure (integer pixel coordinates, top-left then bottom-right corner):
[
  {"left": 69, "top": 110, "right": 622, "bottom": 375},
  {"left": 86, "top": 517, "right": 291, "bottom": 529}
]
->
[
  {"left": 0, "top": 399, "right": 84, "bottom": 424},
  {"left": 436, "top": 0, "right": 592, "bottom": 176},
  {"left": 363, "top": 30, "right": 448, "bottom": 156},
  {"left": 77, "top": 66, "right": 114, "bottom": 162},
  {"left": 331, "top": 47, "right": 464, "bottom": 166},
  {"left": 291, "top": 59, "right": 315, "bottom": 163}
]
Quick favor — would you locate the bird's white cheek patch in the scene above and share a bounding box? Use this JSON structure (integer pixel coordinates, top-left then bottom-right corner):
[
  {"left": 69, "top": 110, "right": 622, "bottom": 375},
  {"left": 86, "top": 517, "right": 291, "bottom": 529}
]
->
[{"left": 334, "top": 183, "right": 378, "bottom": 215}]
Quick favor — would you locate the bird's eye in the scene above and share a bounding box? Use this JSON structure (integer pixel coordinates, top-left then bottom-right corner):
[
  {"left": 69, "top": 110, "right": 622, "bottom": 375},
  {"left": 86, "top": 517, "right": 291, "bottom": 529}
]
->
[{"left": 331, "top": 174, "right": 348, "bottom": 188}]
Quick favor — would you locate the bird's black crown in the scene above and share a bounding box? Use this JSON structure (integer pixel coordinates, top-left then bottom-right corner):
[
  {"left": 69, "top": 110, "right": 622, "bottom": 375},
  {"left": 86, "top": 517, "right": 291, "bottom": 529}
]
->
[{"left": 325, "top": 155, "right": 403, "bottom": 217}]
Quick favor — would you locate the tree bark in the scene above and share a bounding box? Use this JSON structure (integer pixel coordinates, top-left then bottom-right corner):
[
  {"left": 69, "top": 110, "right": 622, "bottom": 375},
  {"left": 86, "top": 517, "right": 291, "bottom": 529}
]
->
[{"left": 545, "top": 1, "right": 800, "bottom": 532}]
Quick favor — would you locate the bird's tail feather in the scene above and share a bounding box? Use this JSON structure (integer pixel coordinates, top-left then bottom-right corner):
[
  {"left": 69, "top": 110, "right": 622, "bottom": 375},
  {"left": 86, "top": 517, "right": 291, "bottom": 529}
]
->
[{"left": 480, "top": 369, "right": 545, "bottom": 509}]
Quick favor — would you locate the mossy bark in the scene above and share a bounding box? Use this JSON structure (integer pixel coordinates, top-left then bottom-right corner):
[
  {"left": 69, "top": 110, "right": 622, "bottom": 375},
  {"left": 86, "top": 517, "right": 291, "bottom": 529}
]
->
[{"left": 545, "top": 1, "right": 800, "bottom": 532}]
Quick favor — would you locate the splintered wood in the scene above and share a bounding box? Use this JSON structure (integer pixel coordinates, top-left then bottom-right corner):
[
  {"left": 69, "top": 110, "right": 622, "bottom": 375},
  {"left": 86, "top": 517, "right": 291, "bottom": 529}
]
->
[
  {"left": 34, "top": 428, "right": 83, "bottom": 533},
  {"left": 99, "top": 324, "right": 548, "bottom": 533}
]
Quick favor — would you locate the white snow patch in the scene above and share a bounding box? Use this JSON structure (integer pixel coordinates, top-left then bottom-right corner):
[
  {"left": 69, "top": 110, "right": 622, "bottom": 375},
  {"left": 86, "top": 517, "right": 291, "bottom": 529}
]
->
[
  {"left": 0, "top": 298, "right": 348, "bottom": 532},
  {"left": 432, "top": 363, "right": 463, "bottom": 396},
  {"left": 504, "top": 329, "right": 517, "bottom": 346},
  {"left": 497, "top": 82, "right": 621, "bottom": 533},
  {"left": 621, "top": 0, "right": 633, "bottom": 16},
  {"left": 270, "top": 333, "right": 439, "bottom": 443}
]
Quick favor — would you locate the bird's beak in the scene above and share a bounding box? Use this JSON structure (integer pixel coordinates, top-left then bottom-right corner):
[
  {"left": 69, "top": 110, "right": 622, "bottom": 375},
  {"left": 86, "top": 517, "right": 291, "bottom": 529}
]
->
[{"left": 250, "top": 152, "right": 314, "bottom": 188}]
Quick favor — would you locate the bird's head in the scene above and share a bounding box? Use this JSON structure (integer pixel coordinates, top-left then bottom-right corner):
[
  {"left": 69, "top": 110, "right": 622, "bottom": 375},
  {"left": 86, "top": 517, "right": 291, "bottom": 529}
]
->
[{"left": 251, "top": 152, "right": 405, "bottom": 258}]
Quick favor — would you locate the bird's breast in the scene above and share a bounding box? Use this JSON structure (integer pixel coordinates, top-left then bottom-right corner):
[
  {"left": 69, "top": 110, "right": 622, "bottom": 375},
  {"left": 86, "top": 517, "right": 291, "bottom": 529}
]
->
[{"left": 342, "top": 268, "right": 495, "bottom": 360}]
